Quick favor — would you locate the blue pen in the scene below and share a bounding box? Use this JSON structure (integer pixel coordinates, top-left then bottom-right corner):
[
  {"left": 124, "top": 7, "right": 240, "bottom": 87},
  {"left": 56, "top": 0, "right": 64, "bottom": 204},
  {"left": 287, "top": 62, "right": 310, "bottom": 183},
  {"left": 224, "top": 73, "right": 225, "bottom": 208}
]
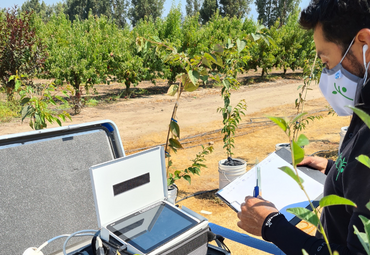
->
[{"left": 253, "top": 161, "right": 261, "bottom": 198}]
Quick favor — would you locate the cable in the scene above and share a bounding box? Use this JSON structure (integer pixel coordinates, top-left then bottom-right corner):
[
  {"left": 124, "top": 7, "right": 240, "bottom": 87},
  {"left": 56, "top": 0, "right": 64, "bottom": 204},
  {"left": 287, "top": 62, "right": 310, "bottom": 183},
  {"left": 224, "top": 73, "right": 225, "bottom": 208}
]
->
[
  {"left": 63, "top": 230, "right": 98, "bottom": 255},
  {"left": 24, "top": 231, "right": 99, "bottom": 255},
  {"left": 34, "top": 234, "right": 71, "bottom": 253},
  {"left": 126, "top": 108, "right": 330, "bottom": 154}
]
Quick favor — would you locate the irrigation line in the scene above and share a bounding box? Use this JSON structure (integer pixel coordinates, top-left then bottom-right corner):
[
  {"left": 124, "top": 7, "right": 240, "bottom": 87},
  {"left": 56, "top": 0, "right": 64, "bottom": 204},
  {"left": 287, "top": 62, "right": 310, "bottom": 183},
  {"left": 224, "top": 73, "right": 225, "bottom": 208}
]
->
[
  {"left": 175, "top": 189, "right": 219, "bottom": 204},
  {"left": 125, "top": 108, "right": 329, "bottom": 154}
]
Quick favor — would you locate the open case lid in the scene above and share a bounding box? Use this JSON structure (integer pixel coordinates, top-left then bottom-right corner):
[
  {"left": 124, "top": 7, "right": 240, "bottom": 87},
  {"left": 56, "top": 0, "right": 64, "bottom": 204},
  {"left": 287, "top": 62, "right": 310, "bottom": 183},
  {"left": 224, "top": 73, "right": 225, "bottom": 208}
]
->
[
  {"left": 0, "top": 120, "right": 125, "bottom": 255},
  {"left": 90, "top": 146, "right": 167, "bottom": 227}
]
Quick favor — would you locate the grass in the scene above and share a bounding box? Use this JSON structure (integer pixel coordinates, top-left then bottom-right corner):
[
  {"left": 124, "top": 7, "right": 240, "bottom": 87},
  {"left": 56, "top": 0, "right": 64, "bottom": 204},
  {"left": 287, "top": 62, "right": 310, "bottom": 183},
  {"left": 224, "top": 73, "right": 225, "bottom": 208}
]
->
[{"left": 0, "top": 100, "right": 21, "bottom": 122}]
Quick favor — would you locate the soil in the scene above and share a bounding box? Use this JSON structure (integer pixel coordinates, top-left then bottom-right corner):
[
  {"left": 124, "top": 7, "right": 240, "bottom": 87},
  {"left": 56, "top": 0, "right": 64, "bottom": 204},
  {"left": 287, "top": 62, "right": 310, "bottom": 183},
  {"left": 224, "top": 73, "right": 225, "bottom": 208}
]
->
[{"left": 0, "top": 70, "right": 351, "bottom": 254}]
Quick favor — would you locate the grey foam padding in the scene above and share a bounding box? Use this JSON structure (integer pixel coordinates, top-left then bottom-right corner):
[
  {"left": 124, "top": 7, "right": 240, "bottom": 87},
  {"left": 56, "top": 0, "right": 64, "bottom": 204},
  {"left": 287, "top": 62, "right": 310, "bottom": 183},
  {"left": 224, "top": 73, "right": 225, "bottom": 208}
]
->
[{"left": 0, "top": 129, "right": 115, "bottom": 254}]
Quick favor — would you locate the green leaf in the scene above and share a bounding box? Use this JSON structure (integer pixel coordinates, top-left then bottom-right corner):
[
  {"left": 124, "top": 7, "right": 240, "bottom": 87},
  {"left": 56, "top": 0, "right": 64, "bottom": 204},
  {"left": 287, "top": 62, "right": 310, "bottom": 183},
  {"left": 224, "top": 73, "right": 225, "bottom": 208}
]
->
[
  {"left": 286, "top": 207, "right": 319, "bottom": 227},
  {"left": 170, "top": 121, "right": 180, "bottom": 138},
  {"left": 319, "top": 194, "right": 357, "bottom": 208},
  {"left": 366, "top": 201, "right": 370, "bottom": 211},
  {"left": 20, "top": 97, "right": 31, "bottom": 105},
  {"left": 292, "top": 112, "right": 308, "bottom": 124},
  {"left": 183, "top": 175, "right": 191, "bottom": 184},
  {"left": 21, "top": 105, "right": 33, "bottom": 121},
  {"left": 302, "top": 249, "right": 309, "bottom": 255},
  {"left": 279, "top": 166, "right": 304, "bottom": 188},
  {"left": 167, "top": 84, "right": 178, "bottom": 96},
  {"left": 356, "top": 155, "right": 370, "bottom": 168},
  {"left": 236, "top": 39, "right": 247, "bottom": 53},
  {"left": 297, "top": 134, "right": 309, "bottom": 147},
  {"left": 267, "top": 116, "right": 287, "bottom": 132},
  {"left": 202, "top": 57, "right": 211, "bottom": 68},
  {"left": 188, "top": 70, "right": 199, "bottom": 85},
  {"left": 354, "top": 225, "right": 370, "bottom": 254},
  {"left": 56, "top": 119, "right": 62, "bottom": 126},
  {"left": 214, "top": 44, "right": 224, "bottom": 54},
  {"left": 169, "top": 138, "right": 183, "bottom": 149},
  {"left": 14, "top": 80, "right": 22, "bottom": 91},
  {"left": 184, "top": 78, "right": 198, "bottom": 92},
  {"left": 292, "top": 140, "right": 305, "bottom": 165},
  {"left": 359, "top": 215, "right": 370, "bottom": 250},
  {"left": 204, "top": 53, "right": 217, "bottom": 64},
  {"left": 347, "top": 106, "right": 370, "bottom": 129}
]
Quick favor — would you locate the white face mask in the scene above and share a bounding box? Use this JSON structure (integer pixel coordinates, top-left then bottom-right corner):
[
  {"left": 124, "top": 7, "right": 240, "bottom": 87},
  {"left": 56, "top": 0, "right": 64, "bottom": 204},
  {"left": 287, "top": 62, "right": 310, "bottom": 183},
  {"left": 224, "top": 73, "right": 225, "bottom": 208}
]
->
[{"left": 319, "top": 39, "right": 370, "bottom": 116}]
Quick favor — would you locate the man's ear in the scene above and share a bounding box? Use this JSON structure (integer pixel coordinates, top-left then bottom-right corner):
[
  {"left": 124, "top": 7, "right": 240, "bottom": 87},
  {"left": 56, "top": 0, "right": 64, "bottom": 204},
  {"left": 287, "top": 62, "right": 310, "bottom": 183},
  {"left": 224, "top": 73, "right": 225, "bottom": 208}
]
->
[{"left": 356, "top": 28, "right": 370, "bottom": 62}]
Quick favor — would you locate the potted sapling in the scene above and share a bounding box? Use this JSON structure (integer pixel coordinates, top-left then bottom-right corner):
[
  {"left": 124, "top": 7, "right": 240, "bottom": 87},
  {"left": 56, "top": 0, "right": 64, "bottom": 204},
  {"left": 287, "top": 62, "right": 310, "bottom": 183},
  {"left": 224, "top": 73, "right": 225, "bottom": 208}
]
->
[{"left": 217, "top": 74, "right": 248, "bottom": 189}]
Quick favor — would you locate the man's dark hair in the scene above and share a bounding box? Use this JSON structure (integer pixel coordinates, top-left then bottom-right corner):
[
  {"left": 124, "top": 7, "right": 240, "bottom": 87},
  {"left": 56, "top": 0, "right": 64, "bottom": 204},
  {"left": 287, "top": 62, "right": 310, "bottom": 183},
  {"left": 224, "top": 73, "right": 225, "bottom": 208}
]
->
[{"left": 299, "top": 0, "right": 370, "bottom": 52}]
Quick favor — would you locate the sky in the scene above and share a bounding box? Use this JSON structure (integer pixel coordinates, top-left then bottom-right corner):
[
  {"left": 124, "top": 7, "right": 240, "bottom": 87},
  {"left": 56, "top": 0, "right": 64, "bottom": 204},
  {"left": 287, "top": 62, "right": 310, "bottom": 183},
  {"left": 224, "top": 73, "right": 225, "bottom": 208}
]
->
[{"left": 1, "top": 0, "right": 312, "bottom": 21}]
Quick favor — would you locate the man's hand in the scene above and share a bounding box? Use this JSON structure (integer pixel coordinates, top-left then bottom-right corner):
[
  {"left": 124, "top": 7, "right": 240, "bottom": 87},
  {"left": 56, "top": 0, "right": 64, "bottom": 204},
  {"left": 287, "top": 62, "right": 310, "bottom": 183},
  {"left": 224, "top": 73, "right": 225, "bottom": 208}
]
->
[
  {"left": 237, "top": 196, "right": 278, "bottom": 236},
  {"left": 297, "top": 156, "right": 328, "bottom": 174}
]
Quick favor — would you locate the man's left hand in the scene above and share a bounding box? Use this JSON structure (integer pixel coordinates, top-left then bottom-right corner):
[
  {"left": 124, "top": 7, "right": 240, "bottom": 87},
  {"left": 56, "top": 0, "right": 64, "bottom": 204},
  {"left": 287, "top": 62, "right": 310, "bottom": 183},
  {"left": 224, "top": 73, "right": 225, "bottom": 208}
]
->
[{"left": 237, "top": 196, "right": 279, "bottom": 236}]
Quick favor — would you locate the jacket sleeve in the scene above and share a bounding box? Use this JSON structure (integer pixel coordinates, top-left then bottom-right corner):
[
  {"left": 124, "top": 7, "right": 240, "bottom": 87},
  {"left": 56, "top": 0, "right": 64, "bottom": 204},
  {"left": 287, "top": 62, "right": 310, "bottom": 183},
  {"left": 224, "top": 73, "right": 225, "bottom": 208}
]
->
[
  {"left": 262, "top": 214, "right": 365, "bottom": 255},
  {"left": 325, "top": 159, "right": 335, "bottom": 175}
]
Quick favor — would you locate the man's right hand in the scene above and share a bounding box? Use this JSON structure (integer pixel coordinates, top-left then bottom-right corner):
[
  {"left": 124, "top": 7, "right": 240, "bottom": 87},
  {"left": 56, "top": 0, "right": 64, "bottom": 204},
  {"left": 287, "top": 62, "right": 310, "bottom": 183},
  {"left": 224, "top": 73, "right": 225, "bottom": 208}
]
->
[{"left": 297, "top": 156, "right": 328, "bottom": 174}]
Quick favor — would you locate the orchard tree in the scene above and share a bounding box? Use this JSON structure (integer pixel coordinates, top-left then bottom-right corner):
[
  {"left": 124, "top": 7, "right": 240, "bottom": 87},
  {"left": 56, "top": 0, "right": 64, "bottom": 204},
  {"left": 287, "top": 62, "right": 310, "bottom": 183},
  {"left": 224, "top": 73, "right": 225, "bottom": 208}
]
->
[
  {"left": 65, "top": 0, "right": 93, "bottom": 21},
  {"left": 111, "top": 0, "right": 129, "bottom": 28},
  {"left": 39, "top": 13, "right": 124, "bottom": 113},
  {"left": 185, "top": 0, "right": 200, "bottom": 17},
  {"left": 129, "top": 0, "right": 165, "bottom": 27},
  {"left": 255, "top": 0, "right": 300, "bottom": 28},
  {"left": 21, "top": 0, "right": 44, "bottom": 13},
  {"left": 0, "top": 8, "right": 47, "bottom": 100},
  {"left": 200, "top": 0, "right": 218, "bottom": 23},
  {"left": 65, "top": 0, "right": 128, "bottom": 26},
  {"left": 219, "top": 0, "right": 252, "bottom": 18},
  {"left": 21, "top": 0, "right": 66, "bottom": 22}
]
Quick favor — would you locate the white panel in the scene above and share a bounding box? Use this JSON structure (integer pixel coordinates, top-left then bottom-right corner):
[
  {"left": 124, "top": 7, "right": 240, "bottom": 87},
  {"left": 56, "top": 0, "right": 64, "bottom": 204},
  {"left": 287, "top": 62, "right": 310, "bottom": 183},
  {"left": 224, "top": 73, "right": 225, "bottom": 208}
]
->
[{"left": 90, "top": 146, "right": 166, "bottom": 227}]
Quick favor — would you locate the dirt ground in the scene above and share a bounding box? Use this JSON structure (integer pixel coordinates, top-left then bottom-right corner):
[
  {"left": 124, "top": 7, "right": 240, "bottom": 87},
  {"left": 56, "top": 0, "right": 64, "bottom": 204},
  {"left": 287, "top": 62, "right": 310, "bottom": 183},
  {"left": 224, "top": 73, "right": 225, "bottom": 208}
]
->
[{"left": 0, "top": 71, "right": 351, "bottom": 254}]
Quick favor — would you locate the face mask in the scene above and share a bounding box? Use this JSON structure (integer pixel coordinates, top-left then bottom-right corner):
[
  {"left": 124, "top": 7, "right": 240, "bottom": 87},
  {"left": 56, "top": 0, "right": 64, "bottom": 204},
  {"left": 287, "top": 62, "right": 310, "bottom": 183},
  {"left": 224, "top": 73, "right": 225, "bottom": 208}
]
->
[{"left": 319, "top": 39, "right": 370, "bottom": 116}]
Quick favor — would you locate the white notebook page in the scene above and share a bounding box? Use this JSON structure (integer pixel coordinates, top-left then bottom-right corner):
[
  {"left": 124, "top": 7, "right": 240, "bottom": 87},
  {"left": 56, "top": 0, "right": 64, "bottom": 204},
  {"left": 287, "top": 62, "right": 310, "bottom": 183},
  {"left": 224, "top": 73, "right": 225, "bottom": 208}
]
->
[{"left": 217, "top": 152, "right": 324, "bottom": 212}]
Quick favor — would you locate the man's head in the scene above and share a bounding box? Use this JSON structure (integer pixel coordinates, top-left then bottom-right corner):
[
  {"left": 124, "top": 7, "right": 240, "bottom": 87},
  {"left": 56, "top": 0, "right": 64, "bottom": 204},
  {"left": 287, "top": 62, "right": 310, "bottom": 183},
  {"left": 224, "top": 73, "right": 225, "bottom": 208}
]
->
[{"left": 299, "top": 0, "right": 370, "bottom": 77}]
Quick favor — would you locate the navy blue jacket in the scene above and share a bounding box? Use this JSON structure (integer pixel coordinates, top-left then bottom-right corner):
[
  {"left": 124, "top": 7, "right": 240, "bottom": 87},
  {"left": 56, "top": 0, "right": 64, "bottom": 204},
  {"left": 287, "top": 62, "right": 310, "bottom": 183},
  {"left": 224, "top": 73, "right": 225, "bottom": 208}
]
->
[{"left": 262, "top": 82, "right": 370, "bottom": 254}]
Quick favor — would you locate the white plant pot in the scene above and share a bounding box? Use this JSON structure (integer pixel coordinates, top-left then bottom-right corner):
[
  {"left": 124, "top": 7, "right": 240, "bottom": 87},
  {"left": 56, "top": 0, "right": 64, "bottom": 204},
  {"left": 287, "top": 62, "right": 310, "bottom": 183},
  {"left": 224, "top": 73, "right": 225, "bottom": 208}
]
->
[
  {"left": 167, "top": 184, "right": 178, "bottom": 204},
  {"left": 218, "top": 159, "right": 247, "bottom": 190},
  {"left": 275, "top": 143, "right": 290, "bottom": 151}
]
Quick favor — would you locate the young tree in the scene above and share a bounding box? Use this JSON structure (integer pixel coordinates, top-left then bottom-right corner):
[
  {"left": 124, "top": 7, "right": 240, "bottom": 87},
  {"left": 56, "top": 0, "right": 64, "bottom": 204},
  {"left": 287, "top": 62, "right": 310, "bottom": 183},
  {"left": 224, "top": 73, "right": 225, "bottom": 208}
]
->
[
  {"left": 129, "top": 0, "right": 165, "bottom": 27},
  {"left": 0, "top": 8, "right": 47, "bottom": 100},
  {"left": 200, "top": 0, "right": 218, "bottom": 23},
  {"left": 219, "top": 0, "right": 252, "bottom": 18},
  {"left": 186, "top": 0, "right": 200, "bottom": 17}
]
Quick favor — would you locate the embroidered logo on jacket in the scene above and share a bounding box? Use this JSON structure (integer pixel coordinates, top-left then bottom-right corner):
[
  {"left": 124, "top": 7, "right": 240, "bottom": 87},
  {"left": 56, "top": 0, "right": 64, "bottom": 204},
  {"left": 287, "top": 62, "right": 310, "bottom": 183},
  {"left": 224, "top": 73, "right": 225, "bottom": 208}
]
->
[{"left": 335, "top": 153, "right": 347, "bottom": 181}]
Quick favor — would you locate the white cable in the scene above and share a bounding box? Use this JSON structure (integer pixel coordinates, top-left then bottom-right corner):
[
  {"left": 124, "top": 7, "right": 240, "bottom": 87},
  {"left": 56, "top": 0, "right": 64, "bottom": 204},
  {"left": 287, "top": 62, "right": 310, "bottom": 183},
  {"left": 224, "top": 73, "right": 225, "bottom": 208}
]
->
[
  {"left": 25, "top": 230, "right": 98, "bottom": 255},
  {"left": 34, "top": 234, "right": 71, "bottom": 253},
  {"left": 62, "top": 230, "right": 98, "bottom": 255}
]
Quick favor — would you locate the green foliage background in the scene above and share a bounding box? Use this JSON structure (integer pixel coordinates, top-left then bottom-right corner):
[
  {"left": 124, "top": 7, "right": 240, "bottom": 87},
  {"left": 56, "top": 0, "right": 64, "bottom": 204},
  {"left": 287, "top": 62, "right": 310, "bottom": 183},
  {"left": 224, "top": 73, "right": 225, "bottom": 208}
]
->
[{"left": 0, "top": 6, "right": 315, "bottom": 102}]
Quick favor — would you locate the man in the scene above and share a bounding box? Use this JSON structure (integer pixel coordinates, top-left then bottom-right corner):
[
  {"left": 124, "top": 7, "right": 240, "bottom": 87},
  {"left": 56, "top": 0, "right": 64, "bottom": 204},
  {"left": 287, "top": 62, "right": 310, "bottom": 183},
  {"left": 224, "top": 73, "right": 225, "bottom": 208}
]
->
[{"left": 237, "top": 1, "right": 370, "bottom": 254}]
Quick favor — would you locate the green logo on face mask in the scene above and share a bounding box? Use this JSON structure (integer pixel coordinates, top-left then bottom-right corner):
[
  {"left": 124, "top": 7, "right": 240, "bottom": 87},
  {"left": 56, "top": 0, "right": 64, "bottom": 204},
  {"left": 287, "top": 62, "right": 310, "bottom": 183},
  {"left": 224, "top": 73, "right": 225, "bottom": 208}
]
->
[
  {"left": 335, "top": 153, "right": 347, "bottom": 181},
  {"left": 332, "top": 83, "right": 353, "bottom": 101}
]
